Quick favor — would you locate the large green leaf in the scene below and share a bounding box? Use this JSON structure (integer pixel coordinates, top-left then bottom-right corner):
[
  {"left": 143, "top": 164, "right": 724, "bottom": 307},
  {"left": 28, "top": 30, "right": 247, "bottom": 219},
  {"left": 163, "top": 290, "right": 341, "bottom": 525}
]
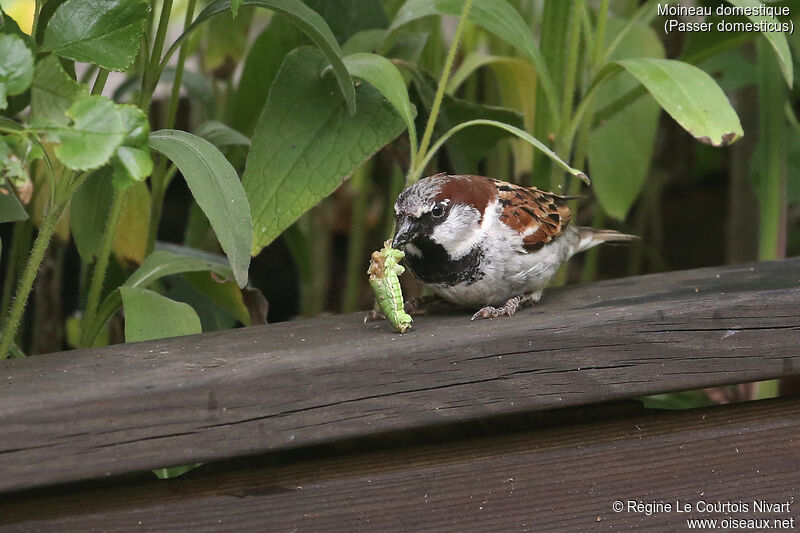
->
[
  {"left": 588, "top": 20, "right": 664, "bottom": 221},
  {"left": 162, "top": 0, "right": 355, "bottom": 114},
  {"left": 418, "top": 119, "right": 588, "bottom": 185},
  {"left": 53, "top": 95, "right": 126, "bottom": 170},
  {"left": 231, "top": 17, "right": 308, "bottom": 135},
  {"left": 303, "top": 0, "right": 389, "bottom": 43},
  {"left": 408, "top": 65, "right": 524, "bottom": 173},
  {"left": 390, "top": 0, "right": 557, "bottom": 119},
  {"left": 342, "top": 53, "right": 416, "bottom": 160},
  {"left": 121, "top": 287, "right": 202, "bottom": 342},
  {"left": 70, "top": 165, "right": 113, "bottom": 261},
  {"left": 602, "top": 58, "right": 743, "bottom": 147},
  {"left": 446, "top": 53, "right": 538, "bottom": 176},
  {"left": 0, "top": 34, "right": 33, "bottom": 110},
  {"left": 726, "top": 0, "right": 793, "bottom": 86},
  {"left": 30, "top": 55, "right": 90, "bottom": 125},
  {"left": 82, "top": 246, "right": 233, "bottom": 345},
  {"left": 243, "top": 47, "right": 405, "bottom": 254},
  {"left": 149, "top": 130, "right": 251, "bottom": 287},
  {"left": 196, "top": 120, "right": 250, "bottom": 148},
  {"left": 40, "top": 0, "right": 148, "bottom": 71}
]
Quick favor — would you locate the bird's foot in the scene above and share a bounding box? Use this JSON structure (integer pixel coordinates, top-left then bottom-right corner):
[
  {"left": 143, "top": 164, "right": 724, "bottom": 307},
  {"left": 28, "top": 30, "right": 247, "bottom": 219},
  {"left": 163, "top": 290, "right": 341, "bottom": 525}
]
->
[
  {"left": 364, "top": 295, "right": 443, "bottom": 324},
  {"left": 471, "top": 292, "right": 540, "bottom": 320},
  {"left": 402, "top": 294, "right": 443, "bottom": 316}
]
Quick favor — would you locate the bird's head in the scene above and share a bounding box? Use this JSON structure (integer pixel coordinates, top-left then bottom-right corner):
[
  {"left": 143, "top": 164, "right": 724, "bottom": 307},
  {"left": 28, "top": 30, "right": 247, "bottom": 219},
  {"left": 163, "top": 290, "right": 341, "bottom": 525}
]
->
[{"left": 392, "top": 173, "right": 495, "bottom": 260}]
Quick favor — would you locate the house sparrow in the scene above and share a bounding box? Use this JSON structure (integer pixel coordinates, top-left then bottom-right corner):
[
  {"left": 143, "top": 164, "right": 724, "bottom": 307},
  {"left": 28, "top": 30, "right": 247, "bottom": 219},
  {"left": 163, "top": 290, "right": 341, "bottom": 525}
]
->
[{"left": 392, "top": 173, "right": 637, "bottom": 320}]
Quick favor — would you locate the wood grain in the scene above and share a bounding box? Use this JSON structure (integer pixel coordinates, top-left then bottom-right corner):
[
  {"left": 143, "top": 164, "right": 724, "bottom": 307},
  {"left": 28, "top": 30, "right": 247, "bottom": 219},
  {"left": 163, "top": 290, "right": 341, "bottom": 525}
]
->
[
  {"left": 1, "top": 258, "right": 800, "bottom": 493},
  {"left": 1, "top": 398, "right": 798, "bottom": 532}
]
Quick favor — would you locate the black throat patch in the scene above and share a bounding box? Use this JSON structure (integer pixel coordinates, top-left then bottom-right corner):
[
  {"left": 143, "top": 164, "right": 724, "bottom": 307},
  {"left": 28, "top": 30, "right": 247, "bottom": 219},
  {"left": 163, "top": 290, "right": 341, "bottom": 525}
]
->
[{"left": 403, "top": 237, "right": 484, "bottom": 286}]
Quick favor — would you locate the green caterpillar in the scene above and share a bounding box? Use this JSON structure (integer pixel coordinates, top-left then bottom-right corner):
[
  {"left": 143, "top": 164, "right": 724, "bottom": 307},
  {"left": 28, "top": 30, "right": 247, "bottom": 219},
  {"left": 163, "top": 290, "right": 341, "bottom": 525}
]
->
[{"left": 368, "top": 240, "right": 412, "bottom": 333}]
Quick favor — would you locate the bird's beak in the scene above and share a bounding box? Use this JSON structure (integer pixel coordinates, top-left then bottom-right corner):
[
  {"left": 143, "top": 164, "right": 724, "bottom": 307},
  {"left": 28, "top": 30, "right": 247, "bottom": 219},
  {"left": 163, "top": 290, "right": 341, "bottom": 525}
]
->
[{"left": 392, "top": 217, "right": 416, "bottom": 248}]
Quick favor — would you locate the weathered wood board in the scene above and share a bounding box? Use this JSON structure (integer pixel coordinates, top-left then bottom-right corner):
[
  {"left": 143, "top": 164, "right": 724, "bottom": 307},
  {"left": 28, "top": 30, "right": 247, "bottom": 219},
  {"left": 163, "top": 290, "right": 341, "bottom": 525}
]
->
[
  {"left": 1, "top": 398, "right": 797, "bottom": 532},
  {"left": 1, "top": 258, "right": 799, "bottom": 493}
]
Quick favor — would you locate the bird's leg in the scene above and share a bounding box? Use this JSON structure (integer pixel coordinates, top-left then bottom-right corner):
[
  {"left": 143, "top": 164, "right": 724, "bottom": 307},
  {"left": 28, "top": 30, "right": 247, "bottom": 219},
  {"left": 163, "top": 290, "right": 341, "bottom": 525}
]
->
[
  {"left": 364, "top": 295, "right": 443, "bottom": 323},
  {"left": 471, "top": 291, "right": 542, "bottom": 320},
  {"left": 402, "top": 294, "right": 443, "bottom": 315}
]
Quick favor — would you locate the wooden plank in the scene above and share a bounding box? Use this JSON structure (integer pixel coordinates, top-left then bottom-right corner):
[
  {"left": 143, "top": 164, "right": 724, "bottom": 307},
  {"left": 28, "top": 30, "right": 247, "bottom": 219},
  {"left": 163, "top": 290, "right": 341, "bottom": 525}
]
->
[
  {"left": 1, "top": 398, "right": 798, "bottom": 532},
  {"left": 1, "top": 258, "right": 800, "bottom": 493}
]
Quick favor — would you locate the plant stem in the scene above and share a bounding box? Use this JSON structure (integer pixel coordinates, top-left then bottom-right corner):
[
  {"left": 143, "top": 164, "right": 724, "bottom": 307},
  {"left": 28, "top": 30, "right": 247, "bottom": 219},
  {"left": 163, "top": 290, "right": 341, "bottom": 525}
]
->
[
  {"left": 145, "top": 0, "right": 195, "bottom": 256},
  {"left": 81, "top": 188, "right": 125, "bottom": 347},
  {"left": 31, "top": 0, "right": 42, "bottom": 45},
  {"left": 580, "top": 210, "right": 606, "bottom": 283},
  {"left": 550, "top": 0, "right": 583, "bottom": 191},
  {"left": 165, "top": 0, "right": 197, "bottom": 129},
  {"left": 140, "top": 0, "right": 174, "bottom": 110},
  {"left": 342, "top": 162, "right": 371, "bottom": 312},
  {"left": 91, "top": 69, "right": 110, "bottom": 96},
  {"left": 756, "top": 39, "right": 787, "bottom": 261},
  {"left": 408, "top": 0, "right": 474, "bottom": 185},
  {"left": 0, "top": 193, "right": 68, "bottom": 360}
]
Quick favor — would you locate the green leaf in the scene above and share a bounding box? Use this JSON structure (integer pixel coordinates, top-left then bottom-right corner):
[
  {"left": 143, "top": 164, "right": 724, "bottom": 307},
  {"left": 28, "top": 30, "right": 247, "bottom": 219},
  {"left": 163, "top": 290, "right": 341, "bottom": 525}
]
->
[
  {"left": 184, "top": 271, "right": 251, "bottom": 325},
  {"left": 112, "top": 180, "right": 150, "bottom": 266},
  {"left": 121, "top": 287, "right": 202, "bottom": 342},
  {"left": 446, "top": 53, "right": 537, "bottom": 176},
  {"left": 40, "top": 0, "right": 148, "bottom": 71},
  {"left": 30, "top": 55, "right": 90, "bottom": 125},
  {"left": 163, "top": 0, "right": 356, "bottom": 115},
  {"left": 84, "top": 246, "right": 234, "bottom": 345},
  {"left": 589, "top": 20, "right": 664, "bottom": 221},
  {"left": 639, "top": 391, "right": 713, "bottom": 410},
  {"left": 111, "top": 105, "right": 152, "bottom": 189},
  {"left": 231, "top": 17, "right": 308, "bottom": 135},
  {"left": 243, "top": 47, "right": 405, "bottom": 254},
  {"left": 303, "top": 0, "right": 389, "bottom": 43},
  {"left": 390, "top": 0, "right": 557, "bottom": 119},
  {"left": 609, "top": 58, "right": 743, "bottom": 147},
  {"left": 231, "top": 0, "right": 243, "bottom": 17},
  {"left": 0, "top": 179, "right": 28, "bottom": 222},
  {"left": 0, "top": 7, "right": 33, "bottom": 45},
  {"left": 341, "top": 29, "right": 388, "bottom": 55},
  {"left": 53, "top": 95, "right": 126, "bottom": 170},
  {"left": 419, "top": 119, "right": 588, "bottom": 184},
  {"left": 342, "top": 53, "right": 416, "bottom": 160},
  {"left": 149, "top": 129, "right": 252, "bottom": 287},
  {"left": 408, "top": 65, "right": 524, "bottom": 173},
  {"left": 726, "top": 0, "right": 793, "bottom": 86},
  {"left": 196, "top": 120, "right": 250, "bottom": 148},
  {"left": 0, "top": 34, "right": 33, "bottom": 110},
  {"left": 70, "top": 166, "right": 113, "bottom": 261},
  {"left": 203, "top": 5, "right": 252, "bottom": 73},
  {"left": 113, "top": 146, "right": 152, "bottom": 188},
  {"left": 153, "top": 463, "right": 203, "bottom": 479}
]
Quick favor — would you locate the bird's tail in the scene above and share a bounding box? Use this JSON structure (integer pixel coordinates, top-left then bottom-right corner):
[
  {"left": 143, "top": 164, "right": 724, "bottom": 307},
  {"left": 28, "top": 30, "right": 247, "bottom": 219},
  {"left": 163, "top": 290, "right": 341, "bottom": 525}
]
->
[{"left": 573, "top": 226, "right": 639, "bottom": 254}]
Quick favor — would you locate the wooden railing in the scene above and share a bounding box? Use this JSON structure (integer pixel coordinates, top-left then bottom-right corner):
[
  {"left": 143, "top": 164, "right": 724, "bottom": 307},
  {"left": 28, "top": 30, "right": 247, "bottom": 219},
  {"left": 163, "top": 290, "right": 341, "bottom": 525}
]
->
[{"left": 1, "top": 258, "right": 799, "bottom": 531}]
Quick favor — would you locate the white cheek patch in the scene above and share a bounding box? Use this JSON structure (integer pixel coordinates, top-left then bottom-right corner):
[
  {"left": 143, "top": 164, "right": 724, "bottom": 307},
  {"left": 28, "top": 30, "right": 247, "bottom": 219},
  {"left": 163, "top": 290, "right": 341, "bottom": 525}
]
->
[
  {"left": 431, "top": 204, "right": 482, "bottom": 259},
  {"left": 404, "top": 243, "right": 422, "bottom": 257}
]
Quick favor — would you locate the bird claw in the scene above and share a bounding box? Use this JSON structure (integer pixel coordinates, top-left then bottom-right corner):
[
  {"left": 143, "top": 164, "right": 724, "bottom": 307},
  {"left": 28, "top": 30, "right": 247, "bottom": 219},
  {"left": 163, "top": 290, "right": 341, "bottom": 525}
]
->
[
  {"left": 365, "top": 295, "right": 443, "bottom": 325},
  {"left": 364, "top": 309, "right": 385, "bottom": 323},
  {"left": 471, "top": 296, "right": 522, "bottom": 320}
]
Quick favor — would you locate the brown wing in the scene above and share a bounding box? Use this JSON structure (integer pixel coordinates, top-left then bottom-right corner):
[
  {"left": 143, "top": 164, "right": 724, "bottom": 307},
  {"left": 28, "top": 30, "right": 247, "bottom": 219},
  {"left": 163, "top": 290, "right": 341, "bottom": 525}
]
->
[{"left": 493, "top": 180, "right": 572, "bottom": 252}]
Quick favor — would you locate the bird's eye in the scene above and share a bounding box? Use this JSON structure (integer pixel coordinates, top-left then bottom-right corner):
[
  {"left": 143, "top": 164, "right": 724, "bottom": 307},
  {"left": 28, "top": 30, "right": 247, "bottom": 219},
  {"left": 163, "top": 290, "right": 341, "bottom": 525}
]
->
[{"left": 431, "top": 204, "right": 446, "bottom": 218}]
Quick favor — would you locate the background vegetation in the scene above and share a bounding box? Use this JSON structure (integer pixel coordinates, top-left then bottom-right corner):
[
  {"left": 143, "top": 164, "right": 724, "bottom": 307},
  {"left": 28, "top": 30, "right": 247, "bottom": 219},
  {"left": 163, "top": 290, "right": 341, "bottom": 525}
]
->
[{"left": 0, "top": 0, "right": 797, "bottom": 411}]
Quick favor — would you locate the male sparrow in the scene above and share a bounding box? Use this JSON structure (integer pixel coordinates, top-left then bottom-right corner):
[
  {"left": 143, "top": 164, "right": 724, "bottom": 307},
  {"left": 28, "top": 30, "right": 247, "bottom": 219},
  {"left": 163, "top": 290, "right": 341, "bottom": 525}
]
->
[{"left": 392, "top": 173, "right": 637, "bottom": 320}]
